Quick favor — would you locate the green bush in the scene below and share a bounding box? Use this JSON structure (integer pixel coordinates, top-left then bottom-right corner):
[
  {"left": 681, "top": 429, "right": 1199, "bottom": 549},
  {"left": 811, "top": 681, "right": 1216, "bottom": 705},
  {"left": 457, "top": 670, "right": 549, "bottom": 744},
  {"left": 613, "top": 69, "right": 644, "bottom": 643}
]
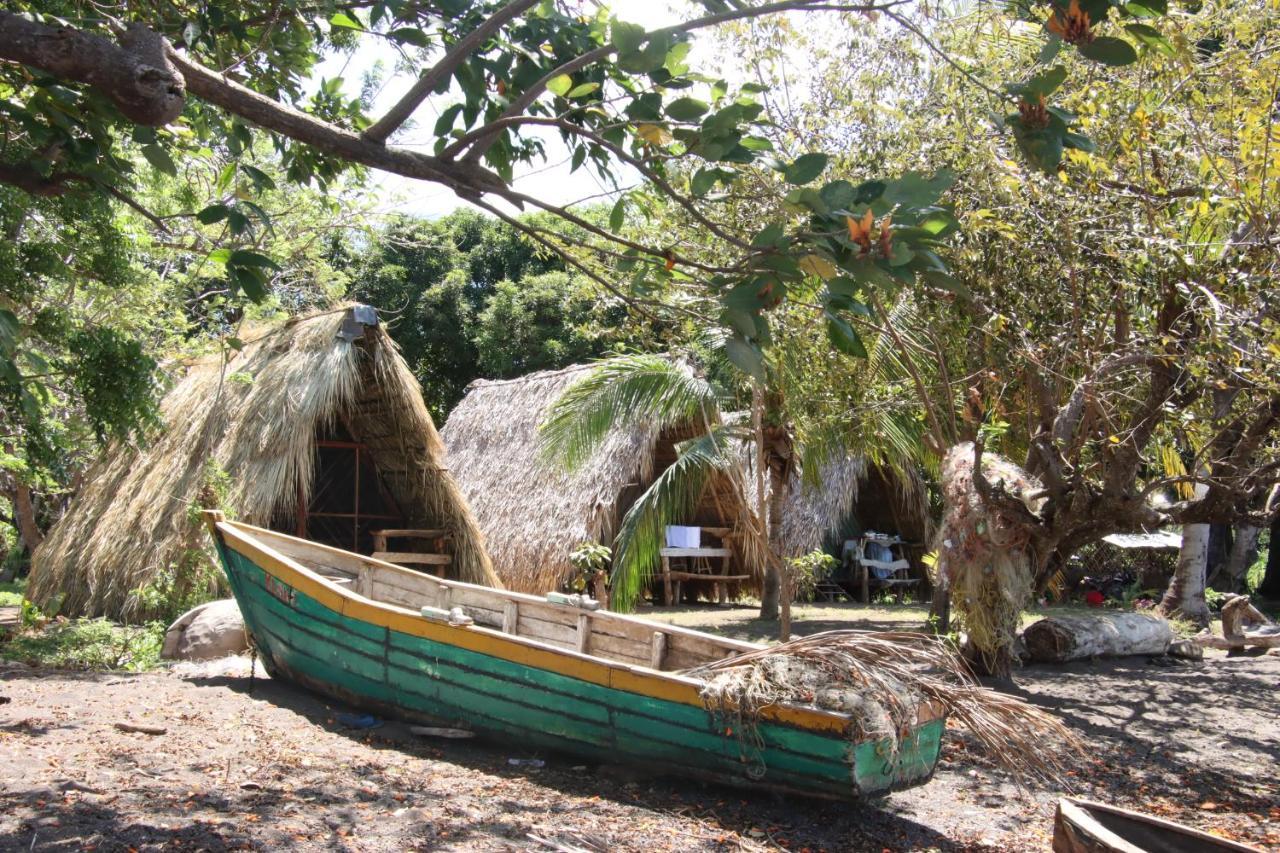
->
[
  {"left": 1, "top": 618, "right": 165, "bottom": 671},
  {"left": 789, "top": 550, "right": 837, "bottom": 602},
  {"left": 0, "top": 578, "right": 25, "bottom": 608}
]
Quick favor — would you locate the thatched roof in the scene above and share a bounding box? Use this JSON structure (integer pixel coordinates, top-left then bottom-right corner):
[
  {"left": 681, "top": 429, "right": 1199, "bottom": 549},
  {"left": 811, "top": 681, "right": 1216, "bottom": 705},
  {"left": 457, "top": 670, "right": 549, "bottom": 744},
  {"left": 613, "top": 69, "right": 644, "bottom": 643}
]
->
[
  {"left": 441, "top": 364, "right": 660, "bottom": 594},
  {"left": 441, "top": 363, "right": 767, "bottom": 595},
  {"left": 29, "top": 305, "right": 497, "bottom": 620}
]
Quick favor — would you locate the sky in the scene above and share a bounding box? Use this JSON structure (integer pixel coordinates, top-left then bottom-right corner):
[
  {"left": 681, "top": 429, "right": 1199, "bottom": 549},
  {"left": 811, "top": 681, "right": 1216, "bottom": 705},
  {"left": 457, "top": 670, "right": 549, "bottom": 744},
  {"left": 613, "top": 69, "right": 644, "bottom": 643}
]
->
[{"left": 318, "top": 1, "right": 699, "bottom": 220}]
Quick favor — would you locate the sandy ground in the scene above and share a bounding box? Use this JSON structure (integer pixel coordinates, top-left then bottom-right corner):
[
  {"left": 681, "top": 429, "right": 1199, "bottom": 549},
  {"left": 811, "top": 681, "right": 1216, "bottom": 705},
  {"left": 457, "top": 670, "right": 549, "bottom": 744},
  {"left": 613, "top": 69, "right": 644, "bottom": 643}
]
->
[{"left": 1, "top": 615, "right": 1277, "bottom": 852}]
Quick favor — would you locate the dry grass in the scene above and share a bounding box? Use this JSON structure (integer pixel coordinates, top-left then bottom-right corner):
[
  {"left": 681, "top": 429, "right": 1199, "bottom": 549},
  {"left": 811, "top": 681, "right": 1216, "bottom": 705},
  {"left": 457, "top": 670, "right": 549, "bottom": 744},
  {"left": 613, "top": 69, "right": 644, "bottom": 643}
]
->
[
  {"left": 694, "top": 630, "right": 1084, "bottom": 789},
  {"left": 29, "top": 306, "right": 496, "bottom": 621}
]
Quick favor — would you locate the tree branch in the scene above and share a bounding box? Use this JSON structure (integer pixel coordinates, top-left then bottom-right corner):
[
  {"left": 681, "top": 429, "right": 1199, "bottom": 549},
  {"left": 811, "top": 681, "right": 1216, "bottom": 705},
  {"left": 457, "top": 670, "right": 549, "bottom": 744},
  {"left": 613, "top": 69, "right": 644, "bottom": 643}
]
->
[
  {"left": 0, "top": 13, "right": 184, "bottom": 125},
  {"left": 363, "top": 0, "right": 542, "bottom": 144}
]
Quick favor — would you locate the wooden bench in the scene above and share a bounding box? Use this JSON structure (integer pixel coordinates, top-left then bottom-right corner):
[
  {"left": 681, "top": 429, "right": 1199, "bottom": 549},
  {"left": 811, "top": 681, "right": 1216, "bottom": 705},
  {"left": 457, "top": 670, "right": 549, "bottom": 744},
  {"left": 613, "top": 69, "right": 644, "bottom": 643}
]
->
[{"left": 371, "top": 528, "right": 452, "bottom": 574}]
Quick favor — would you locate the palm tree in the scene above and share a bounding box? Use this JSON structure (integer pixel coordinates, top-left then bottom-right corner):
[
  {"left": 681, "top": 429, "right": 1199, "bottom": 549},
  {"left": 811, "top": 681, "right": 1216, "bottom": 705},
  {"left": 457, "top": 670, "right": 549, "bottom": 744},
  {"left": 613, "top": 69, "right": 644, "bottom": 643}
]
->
[
  {"left": 538, "top": 319, "right": 937, "bottom": 629},
  {"left": 537, "top": 353, "right": 785, "bottom": 617}
]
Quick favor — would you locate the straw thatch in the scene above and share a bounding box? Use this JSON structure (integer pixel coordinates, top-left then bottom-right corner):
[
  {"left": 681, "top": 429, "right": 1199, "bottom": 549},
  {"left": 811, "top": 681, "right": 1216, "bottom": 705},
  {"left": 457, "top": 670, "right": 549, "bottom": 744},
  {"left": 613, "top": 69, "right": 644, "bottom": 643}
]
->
[
  {"left": 29, "top": 305, "right": 497, "bottom": 621},
  {"left": 441, "top": 363, "right": 766, "bottom": 595}
]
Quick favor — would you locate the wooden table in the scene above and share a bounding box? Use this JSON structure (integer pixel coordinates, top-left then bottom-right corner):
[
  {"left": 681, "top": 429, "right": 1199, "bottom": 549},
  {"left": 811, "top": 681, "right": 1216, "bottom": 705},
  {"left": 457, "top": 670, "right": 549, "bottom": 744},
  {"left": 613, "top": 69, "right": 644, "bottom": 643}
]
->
[{"left": 658, "top": 546, "right": 746, "bottom": 605}]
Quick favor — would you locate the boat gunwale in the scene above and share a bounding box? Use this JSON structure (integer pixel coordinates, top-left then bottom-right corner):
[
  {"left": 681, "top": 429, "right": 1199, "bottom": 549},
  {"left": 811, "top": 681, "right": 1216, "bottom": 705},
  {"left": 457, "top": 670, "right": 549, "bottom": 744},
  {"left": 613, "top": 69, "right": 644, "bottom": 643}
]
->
[
  {"left": 1055, "top": 798, "right": 1264, "bottom": 853},
  {"left": 208, "top": 513, "right": 945, "bottom": 733}
]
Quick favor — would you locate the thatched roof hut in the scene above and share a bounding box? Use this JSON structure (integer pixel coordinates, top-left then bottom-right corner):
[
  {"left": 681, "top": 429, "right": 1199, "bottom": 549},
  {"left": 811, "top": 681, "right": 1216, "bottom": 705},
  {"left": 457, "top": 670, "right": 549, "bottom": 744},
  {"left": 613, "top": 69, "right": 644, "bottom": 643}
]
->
[
  {"left": 29, "top": 305, "right": 497, "bottom": 620},
  {"left": 441, "top": 363, "right": 765, "bottom": 595}
]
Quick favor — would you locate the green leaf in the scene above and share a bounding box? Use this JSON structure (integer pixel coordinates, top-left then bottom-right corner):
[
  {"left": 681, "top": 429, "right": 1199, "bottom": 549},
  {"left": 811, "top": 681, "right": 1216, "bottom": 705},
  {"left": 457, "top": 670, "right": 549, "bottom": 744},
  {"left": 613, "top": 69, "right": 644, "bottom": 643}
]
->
[
  {"left": 1125, "top": 23, "right": 1174, "bottom": 56},
  {"left": 141, "top": 144, "right": 177, "bottom": 177},
  {"left": 434, "top": 104, "right": 463, "bottom": 136},
  {"left": 825, "top": 311, "right": 867, "bottom": 358},
  {"left": 547, "top": 74, "right": 574, "bottom": 97},
  {"left": 820, "top": 180, "right": 857, "bottom": 210},
  {"left": 0, "top": 309, "right": 18, "bottom": 356},
  {"left": 207, "top": 248, "right": 232, "bottom": 264},
  {"left": 1024, "top": 66, "right": 1068, "bottom": 98},
  {"left": 1063, "top": 131, "right": 1096, "bottom": 153},
  {"left": 751, "top": 222, "right": 787, "bottom": 248},
  {"left": 883, "top": 170, "right": 954, "bottom": 209},
  {"left": 724, "top": 336, "right": 766, "bottom": 381},
  {"left": 691, "top": 167, "right": 718, "bottom": 197},
  {"left": 667, "top": 97, "right": 709, "bottom": 122},
  {"left": 240, "top": 164, "right": 276, "bottom": 190},
  {"left": 196, "top": 204, "right": 230, "bottom": 224},
  {"left": 609, "top": 197, "right": 626, "bottom": 231},
  {"left": 1124, "top": 0, "right": 1166, "bottom": 17},
  {"left": 783, "top": 153, "right": 828, "bottom": 185},
  {"left": 919, "top": 210, "right": 960, "bottom": 236},
  {"left": 611, "top": 20, "right": 647, "bottom": 54},
  {"left": 1077, "top": 36, "right": 1138, "bottom": 66},
  {"left": 227, "top": 249, "right": 280, "bottom": 269},
  {"left": 231, "top": 266, "right": 268, "bottom": 302},
  {"left": 329, "top": 11, "right": 362, "bottom": 29},
  {"left": 389, "top": 27, "right": 430, "bottom": 47},
  {"left": 566, "top": 82, "right": 600, "bottom": 98},
  {"left": 783, "top": 187, "right": 828, "bottom": 214}
]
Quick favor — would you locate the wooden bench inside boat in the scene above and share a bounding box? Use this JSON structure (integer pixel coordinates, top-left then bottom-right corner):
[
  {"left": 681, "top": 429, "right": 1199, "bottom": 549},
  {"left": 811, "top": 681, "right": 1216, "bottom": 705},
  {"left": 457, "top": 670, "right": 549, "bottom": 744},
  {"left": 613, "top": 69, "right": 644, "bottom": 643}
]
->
[{"left": 242, "top": 525, "right": 758, "bottom": 673}]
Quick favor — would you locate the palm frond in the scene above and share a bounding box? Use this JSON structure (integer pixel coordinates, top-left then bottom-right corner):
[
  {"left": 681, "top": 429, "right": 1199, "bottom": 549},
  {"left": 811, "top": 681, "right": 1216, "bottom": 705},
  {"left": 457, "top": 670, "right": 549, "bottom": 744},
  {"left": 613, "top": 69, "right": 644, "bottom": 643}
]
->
[
  {"left": 609, "top": 425, "right": 741, "bottom": 611},
  {"left": 538, "top": 354, "right": 723, "bottom": 472}
]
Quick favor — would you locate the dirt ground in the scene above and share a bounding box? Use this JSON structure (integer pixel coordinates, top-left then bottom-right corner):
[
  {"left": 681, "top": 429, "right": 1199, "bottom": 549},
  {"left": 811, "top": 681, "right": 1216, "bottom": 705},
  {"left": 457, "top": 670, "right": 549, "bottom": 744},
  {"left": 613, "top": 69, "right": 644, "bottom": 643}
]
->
[{"left": 1, "top": 611, "right": 1278, "bottom": 852}]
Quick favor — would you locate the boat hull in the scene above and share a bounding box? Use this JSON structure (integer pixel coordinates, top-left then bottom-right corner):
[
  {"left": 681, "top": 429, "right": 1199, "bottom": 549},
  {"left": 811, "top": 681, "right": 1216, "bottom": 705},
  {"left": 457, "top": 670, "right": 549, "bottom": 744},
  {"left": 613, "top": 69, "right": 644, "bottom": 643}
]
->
[{"left": 212, "top": 532, "right": 945, "bottom": 800}]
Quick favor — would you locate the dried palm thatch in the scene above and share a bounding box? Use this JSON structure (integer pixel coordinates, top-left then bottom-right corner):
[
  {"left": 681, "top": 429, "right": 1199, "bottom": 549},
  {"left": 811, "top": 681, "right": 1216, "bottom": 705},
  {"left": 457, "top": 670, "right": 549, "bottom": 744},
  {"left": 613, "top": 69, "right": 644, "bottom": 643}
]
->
[
  {"left": 29, "top": 305, "right": 497, "bottom": 621},
  {"left": 442, "top": 362, "right": 766, "bottom": 595},
  {"left": 693, "top": 630, "right": 1083, "bottom": 788},
  {"left": 937, "top": 442, "right": 1043, "bottom": 671}
]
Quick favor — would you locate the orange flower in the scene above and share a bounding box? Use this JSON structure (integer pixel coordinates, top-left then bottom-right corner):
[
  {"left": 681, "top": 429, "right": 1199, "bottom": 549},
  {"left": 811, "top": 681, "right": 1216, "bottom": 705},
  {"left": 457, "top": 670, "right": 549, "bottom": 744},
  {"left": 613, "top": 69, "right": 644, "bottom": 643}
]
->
[
  {"left": 1047, "top": 0, "right": 1094, "bottom": 45},
  {"left": 878, "top": 212, "right": 893, "bottom": 258},
  {"left": 846, "top": 209, "right": 875, "bottom": 255},
  {"left": 1018, "top": 93, "right": 1050, "bottom": 129}
]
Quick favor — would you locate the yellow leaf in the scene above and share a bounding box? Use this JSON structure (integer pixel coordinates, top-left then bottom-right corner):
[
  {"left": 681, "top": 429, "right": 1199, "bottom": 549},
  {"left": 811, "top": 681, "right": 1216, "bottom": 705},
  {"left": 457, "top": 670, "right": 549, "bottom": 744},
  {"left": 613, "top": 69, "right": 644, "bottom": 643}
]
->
[
  {"left": 635, "top": 123, "right": 671, "bottom": 145},
  {"left": 798, "top": 254, "right": 837, "bottom": 279}
]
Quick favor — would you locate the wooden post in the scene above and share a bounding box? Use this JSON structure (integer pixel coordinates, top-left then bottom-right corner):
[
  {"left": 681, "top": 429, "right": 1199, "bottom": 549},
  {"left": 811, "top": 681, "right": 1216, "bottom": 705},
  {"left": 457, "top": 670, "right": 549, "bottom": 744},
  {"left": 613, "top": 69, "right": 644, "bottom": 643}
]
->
[
  {"left": 575, "top": 612, "right": 591, "bottom": 654},
  {"left": 357, "top": 566, "right": 372, "bottom": 599},
  {"left": 860, "top": 561, "right": 869, "bottom": 604},
  {"left": 662, "top": 555, "right": 673, "bottom": 605},
  {"left": 649, "top": 631, "right": 667, "bottom": 670},
  {"left": 438, "top": 584, "right": 451, "bottom": 610},
  {"left": 502, "top": 601, "right": 518, "bottom": 634}
]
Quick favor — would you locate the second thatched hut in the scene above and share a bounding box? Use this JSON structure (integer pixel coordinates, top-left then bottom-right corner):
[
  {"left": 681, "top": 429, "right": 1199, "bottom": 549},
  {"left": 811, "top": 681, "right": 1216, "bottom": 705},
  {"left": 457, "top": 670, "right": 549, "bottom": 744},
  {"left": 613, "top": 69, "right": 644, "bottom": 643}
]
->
[
  {"left": 29, "top": 305, "right": 498, "bottom": 621},
  {"left": 441, "top": 363, "right": 766, "bottom": 596}
]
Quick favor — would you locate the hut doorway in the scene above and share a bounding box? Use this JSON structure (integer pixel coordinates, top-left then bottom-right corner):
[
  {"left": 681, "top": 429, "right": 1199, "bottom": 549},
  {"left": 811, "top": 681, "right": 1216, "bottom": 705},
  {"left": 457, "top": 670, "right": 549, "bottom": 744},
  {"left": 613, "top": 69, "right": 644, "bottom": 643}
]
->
[{"left": 287, "top": 421, "right": 404, "bottom": 553}]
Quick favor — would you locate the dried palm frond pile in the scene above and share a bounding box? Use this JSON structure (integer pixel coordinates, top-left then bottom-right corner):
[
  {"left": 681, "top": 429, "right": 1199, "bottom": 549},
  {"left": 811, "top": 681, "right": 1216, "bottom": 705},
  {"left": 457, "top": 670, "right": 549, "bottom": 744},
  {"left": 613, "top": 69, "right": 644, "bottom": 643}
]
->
[
  {"left": 937, "top": 442, "right": 1043, "bottom": 672},
  {"left": 692, "top": 630, "right": 1082, "bottom": 788}
]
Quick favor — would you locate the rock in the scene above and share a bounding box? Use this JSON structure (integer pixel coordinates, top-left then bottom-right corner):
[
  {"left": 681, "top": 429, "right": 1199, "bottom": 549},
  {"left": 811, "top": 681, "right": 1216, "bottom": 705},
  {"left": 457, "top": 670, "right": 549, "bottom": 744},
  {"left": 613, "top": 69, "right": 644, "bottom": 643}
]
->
[
  {"left": 162, "top": 599, "right": 248, "bottom": 661},
  {"left": 1166, "top": 638, "right": 1203, "bottom": 660}
]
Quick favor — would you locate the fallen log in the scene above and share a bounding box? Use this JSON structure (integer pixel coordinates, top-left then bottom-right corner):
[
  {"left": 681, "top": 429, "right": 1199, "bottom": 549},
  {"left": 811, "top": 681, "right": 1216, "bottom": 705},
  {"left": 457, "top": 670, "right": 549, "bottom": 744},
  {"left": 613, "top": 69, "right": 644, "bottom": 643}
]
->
[
  {"left": 1191, "top": 594, "right": 1280, "bottom": 652},
  {"left": 1023, "top": 612, "right": 1173, "bottom": 663}
]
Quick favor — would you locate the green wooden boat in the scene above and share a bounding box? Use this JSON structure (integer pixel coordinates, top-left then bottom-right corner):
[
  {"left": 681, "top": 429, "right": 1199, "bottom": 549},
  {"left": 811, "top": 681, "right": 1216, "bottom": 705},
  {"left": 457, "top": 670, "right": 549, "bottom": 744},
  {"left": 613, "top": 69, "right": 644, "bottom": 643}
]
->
[{"left": 204, "top": 511, "right": 946, "bottom": 800}]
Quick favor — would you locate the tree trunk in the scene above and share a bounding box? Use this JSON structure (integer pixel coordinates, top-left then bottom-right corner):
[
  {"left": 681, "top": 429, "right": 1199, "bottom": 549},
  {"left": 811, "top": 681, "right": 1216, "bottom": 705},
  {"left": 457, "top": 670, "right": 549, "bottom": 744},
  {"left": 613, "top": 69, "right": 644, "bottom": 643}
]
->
[
  {"left": 1219, "top": 525, "right": 1260, "bottom": 595},
  {"left": 1160, "top": 521, "right": 1211, "bottom": 627},
  {"left": 1257, "top": 515, "right": 1280, "bottom": 599},
  {"left": 12, "top": 482, "right": 43, "bottom": 554},
  {"left": 1023, "top": 612, "right": 1173, "bottom": 663}
]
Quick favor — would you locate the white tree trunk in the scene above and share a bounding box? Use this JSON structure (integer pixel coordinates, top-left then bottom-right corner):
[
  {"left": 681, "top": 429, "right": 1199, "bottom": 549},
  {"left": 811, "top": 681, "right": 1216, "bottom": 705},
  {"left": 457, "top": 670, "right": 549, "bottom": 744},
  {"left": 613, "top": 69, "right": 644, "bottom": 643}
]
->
[
  {"left": 1023, "top": 612, "right": 1174, "bottom": 663},
  {"left": 1160, "top": 521, "right": 1211, "bottom": 627}
]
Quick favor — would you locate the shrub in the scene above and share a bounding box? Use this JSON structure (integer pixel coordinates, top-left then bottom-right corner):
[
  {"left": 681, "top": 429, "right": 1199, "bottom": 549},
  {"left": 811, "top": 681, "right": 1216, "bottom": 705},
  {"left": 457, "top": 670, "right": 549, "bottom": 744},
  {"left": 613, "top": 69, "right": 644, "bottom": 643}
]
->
[{"left": 789, "top": 550, "right": 837, "bottom": 603}]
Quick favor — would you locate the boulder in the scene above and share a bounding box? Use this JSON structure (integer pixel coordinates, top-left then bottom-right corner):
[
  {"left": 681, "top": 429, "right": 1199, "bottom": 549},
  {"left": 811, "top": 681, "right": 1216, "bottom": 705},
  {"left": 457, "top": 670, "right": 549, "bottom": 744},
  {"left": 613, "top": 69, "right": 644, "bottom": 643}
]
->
[{"left": 162, "top": 599, "right": 248, "bottom": 661}]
